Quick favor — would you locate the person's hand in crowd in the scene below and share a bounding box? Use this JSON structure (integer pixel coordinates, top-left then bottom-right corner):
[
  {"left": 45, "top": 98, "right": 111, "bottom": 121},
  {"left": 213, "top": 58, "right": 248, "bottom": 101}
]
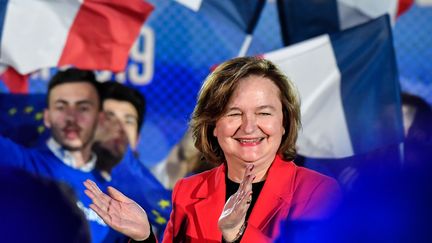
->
[
  {"left": 218, "top": 164, "right": 255, "bottom": 242},
  {"left": 83, "top": 179, "right": 151, "bottom": 241}
]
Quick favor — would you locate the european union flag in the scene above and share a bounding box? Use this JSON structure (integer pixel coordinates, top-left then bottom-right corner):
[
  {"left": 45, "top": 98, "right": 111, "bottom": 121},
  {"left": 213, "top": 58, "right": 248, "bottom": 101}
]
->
[
  {"left": 110, "top": 148, "right": 173, "bottom": 240},
  {"left": 0, "top": 93, "right": 49, "bottom": 147}
]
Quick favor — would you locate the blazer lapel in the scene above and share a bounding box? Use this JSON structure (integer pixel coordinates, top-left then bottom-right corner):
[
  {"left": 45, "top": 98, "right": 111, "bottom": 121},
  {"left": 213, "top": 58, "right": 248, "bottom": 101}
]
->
[
  {"left": 193, "top": 164, "right": 227, "bottom": 240},
  {"left": 247, "top": 156, "right": 296, "bottom": 235}
]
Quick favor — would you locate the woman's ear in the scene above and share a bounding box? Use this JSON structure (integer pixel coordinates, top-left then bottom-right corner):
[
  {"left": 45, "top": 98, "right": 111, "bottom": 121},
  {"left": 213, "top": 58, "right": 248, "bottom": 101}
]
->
[{"left": 213, "top": 126, "right": 218, "bottom": 137}]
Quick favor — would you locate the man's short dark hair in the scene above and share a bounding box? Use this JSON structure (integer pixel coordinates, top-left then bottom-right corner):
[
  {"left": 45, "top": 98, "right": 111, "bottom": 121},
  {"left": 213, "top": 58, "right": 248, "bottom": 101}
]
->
[
  {"left": 47, "top": 68, "right": 101, "bottom": 109},
  {"left": 101, "top": 81, "right": 146, "bottom": 133}
]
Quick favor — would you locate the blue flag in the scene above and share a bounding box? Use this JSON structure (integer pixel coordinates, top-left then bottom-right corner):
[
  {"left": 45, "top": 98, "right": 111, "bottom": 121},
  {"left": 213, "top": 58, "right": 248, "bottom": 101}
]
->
[{"left": 0, "top": 93, "right": 49, "bottom": 146}]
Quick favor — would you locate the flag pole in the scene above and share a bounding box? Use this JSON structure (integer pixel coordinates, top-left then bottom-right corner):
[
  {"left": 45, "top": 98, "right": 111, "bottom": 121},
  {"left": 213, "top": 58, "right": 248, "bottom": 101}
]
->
[{"left": 237, "top": 34, "right": 253, "bottom": 57}]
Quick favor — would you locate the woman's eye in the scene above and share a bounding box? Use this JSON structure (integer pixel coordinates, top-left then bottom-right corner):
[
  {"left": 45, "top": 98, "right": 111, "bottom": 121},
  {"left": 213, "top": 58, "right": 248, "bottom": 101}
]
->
[{"left": 259, "top": 112, "right": 271, "bottom": 116}]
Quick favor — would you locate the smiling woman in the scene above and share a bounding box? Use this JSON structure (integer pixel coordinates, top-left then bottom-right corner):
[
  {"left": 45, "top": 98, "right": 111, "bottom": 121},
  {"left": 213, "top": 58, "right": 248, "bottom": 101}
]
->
[
  {"left": 84, "top": 56, "right": 342, "bottom": 243},
  {"left": 201, "top": 73, "right": 288, "bottom": 184}
]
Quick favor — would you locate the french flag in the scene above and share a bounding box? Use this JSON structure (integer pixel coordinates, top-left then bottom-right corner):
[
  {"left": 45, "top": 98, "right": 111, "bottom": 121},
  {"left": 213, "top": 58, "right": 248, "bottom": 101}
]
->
[
  {"left": 0, "top": 0, "right": 153, "bottom": 75},
  {"left": 277, "top": 0, "right": 413, "bottom": 45},
  {"left": 264, "top": 15, "right": 404, "bottom": 158}
]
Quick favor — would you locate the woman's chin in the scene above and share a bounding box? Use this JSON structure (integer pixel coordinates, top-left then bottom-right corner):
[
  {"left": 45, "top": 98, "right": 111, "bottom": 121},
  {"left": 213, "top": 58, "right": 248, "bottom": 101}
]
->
[{"left": 238, "top": 155, "right": 261, "bottom": 164}]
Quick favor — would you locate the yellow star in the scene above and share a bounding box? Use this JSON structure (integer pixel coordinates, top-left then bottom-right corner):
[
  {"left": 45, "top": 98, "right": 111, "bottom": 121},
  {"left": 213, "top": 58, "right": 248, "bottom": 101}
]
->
[
  {"left": 24, "top": 106, "right": 34, "bottom": 114},
  {"left": 8, "top": 108, "right": 17, "bottom": 116},
  {"left": 158, "top": 199, "right": 171, "bottom": 209},
  {"left": 35, "top": 112, "right": 43, "bottom": 120},
  {"left": 151, "top": 210, "right": 167, "bottom": 225},
  {"left": 37, "top": 125, "right": 45, "bottom": 134}
]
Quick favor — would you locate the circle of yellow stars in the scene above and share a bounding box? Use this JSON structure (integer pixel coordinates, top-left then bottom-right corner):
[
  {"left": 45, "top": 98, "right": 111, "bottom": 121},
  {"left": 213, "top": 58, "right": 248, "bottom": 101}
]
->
[{"left": 8, "top": 105, "right": 45, "bottom": 134}]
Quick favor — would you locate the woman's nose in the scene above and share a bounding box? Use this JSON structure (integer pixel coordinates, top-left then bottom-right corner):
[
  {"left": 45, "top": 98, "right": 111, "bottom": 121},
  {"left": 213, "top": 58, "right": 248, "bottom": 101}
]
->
[{"left": 241, "top": 114, "right": 257, "bottom": 134}]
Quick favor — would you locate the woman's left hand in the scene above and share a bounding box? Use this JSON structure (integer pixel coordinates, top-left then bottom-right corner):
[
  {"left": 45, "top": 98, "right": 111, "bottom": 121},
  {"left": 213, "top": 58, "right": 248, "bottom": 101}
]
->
[{"left": 218, "top": 164, "right": 255, "bottom": 241}]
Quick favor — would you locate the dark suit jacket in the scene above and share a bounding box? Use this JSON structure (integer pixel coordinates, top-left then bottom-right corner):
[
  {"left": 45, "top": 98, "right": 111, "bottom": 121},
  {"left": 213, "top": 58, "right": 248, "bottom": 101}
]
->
[{"left": 163, "top": 155, "right": 341, "bottom": 242}]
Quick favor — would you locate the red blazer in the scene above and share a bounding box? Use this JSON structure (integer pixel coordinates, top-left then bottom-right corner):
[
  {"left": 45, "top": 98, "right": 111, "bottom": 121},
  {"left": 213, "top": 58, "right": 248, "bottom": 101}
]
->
[{"left": 163, "top": 155, "right": 341, "bottom": 242}]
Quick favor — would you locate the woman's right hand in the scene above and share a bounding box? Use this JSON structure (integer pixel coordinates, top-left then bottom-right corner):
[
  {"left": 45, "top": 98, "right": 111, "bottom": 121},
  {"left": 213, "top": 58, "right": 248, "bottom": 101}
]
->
[
  {"left": 218, "top": 164, "right": 255, "bottom": 242},
  {"left": 83, "top": 179, "right": 151, "bottom": 241}
]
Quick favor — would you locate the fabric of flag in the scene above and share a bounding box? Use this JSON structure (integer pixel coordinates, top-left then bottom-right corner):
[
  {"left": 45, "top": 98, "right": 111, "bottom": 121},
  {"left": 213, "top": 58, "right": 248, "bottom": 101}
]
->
[
  {"left": 277, "top": 0, "right": 413, "bottom": 45},
  {"left": 416, "top": 0, "right": 432, "bottom": 6},
  {"left": 176, "top": 0, "right": 266, "bottom": 34},
  {"left": 0, "top": 0, "right": 154, "bottom": 75},
  {"left": 0, "top": 65, "right": 29, "bottom": 93},
  {"left": 198, "top": 0, "right": 266, "bottom": 34},
  {"left": 174, "top": 0, "right": 203, "bottom": 12},
  {"left": 264, "top": 15, "right": 404, "bottom": 158},
  {"left": 0, "top": 93, "right": 48, "bottom": 147},
  {"left": 177, "top": 0, "right": 267, "bottom": 56},
  {"left": 110, "top": 150, "right": 172, "bottom": 239}
]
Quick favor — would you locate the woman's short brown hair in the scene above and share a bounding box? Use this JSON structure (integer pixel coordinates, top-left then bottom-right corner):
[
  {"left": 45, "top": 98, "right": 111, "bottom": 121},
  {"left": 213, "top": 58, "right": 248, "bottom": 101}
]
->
[{"left": 190, "top": 56, "right": 301, "bottom": 164}]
